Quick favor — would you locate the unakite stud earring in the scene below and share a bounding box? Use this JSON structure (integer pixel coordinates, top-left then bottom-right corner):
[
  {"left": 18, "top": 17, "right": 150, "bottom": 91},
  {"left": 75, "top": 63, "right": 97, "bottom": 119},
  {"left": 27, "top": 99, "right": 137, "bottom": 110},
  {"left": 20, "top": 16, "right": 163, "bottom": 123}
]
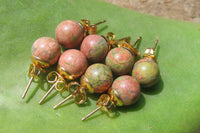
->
[
  {"left": 132, "top": 40, "right": 160, "bottom": 88},
  {"left": 22, "top": 37, "right": 61, "bottom": 99},
  {"left": 38, "top": 49, "right": 87, "bottom": 104},
  {"left": 80, "top": 32, "right": 130, "bottom": 63},
  {"left": 55, "top": 19, "right": 106, "bottom": 49},
  {"left": 105, "top": 36, "right": 142, "bottom": 75},
  {"left": 53, "top": 63, "right": 113, "bottom": 109},
  {"left": 81, "top": 75, "right": 140, "bottom": 121}
]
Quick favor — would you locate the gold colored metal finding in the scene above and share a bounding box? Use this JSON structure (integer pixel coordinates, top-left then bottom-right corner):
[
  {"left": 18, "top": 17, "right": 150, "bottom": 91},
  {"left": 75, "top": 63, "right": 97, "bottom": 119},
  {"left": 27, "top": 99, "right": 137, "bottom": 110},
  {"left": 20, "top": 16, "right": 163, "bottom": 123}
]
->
[
  {"left": 80, "top": 75, "right": 94, "bottom": 93},
  {"left": 106, "top": 32, "right": 131, "bottom": 49},
  {"left": 80, "top": 19, "right": 106, "bottom": 37},
  {"left": 22, "top": 56, "right": 49, "bottom": 99},
  {"left": 46, "top": 71, "right": 67, "bottom": 92},
  {"left": 53, "top": 81, "right": 87, "bottom": 109},
  {"left": 31, "top": 56, "right": 50, "bottom": 68},
  {"left": 117, "top": 36, "right": 142, "bottom": 57},
  {"left": 38, "top": 71, "right": 68, "bottom": 104},
  {"left": 81, "top": 106, "right": 102, "bottom": 121},
  {"left": 108, "top": 88, "right": 123, "bottom": 106},
  {"left": 68, "top": 82, "right": 87, "bottom": 104},
  {"left": 57, "top": 65, "right": 81, "bottom": 80},
  {"left": 28, "top": 64, "right": 44, "bottom": 79},
  {"left": 29, "top": 56, "right": 49, "bottom": 78},
  {"left": 143, "top": 40, "right": 159, "bottom": 61},
  {"left": 81, "top": 94, "right": 115, "bottom": 121},
  {"left": 96, "top": 94, "right": 115, "bottom": 112}
]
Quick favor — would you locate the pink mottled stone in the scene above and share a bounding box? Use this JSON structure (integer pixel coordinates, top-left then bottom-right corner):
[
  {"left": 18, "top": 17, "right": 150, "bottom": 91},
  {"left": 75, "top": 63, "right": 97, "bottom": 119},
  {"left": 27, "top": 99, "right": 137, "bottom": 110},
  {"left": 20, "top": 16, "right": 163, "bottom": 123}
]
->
[
  {"left": 105, "top": 47, "right": 134, "bottom": 75},
  {"left": 31, "top": 37, "right": 61, "bottom": 65},
  {"left": 58, "top": 49, "right": 87, "bottom": 76},
  {"left": 80, "top": 34, "right": 108, "bottom": 62},
  {"left": 112, "top": 75, "right": 140, "bottom": 106},
  {"left": 55, "top": 20, "right": 84, "bottom": 49}
]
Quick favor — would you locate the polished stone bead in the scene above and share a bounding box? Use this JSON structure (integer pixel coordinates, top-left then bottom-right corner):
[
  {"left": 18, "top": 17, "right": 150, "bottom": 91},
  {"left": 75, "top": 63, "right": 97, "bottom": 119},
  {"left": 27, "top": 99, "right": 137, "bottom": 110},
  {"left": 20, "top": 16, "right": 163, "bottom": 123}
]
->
[
  {"left": 81, "top": 63, "right": 113, "bottom": 93},
  {"left": 132, "top": 58, "right": 159, "bottom": 88},
  {"left": 110, "top": 75, "right": 140, "bottom": 106},
  {"left": 81, "top": 34, "right": 109, "bottom": 63},
  {"left": 55, "top": 20, "right": 84, "bottom": 49},
  {"left": 31, "top": 37, "right": 61, "bottom": 65},
  {"left": 105, "top": 47, "right": 134, "bottom": 75}
]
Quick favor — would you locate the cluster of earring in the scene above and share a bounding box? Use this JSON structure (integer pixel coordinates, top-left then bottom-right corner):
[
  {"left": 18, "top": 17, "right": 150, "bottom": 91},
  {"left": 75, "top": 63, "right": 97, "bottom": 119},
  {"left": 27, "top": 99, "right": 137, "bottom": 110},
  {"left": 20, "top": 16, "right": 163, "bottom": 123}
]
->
[{"left": 22, "top": 19, "right": 160, "bottom": 121}]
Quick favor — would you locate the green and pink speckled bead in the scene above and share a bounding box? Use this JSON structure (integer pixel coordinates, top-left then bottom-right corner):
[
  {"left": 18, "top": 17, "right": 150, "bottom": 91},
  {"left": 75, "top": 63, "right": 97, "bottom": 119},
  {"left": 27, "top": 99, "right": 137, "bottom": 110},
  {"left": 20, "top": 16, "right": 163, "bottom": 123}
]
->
[
  {"left": 55, "top": 20, "right": 84, "bottom": 49},
  {"left": 110, "top": 75, "right": 140, "bottom": 106},
  {"left": 31, "top": 37, "right": 61, "bottom": 65},
  {"left": 80, "top": 34, "right": 109, "bottom": 63},
  {"left": 58, "top": 49, "right": 87, "bottom": 77},
  {"left": 132, "top": 57, "right": 159, "bottom": 88},
  {"left": 81, "top": 63, "right": 113, "bottom": 93},
  {"left": 105, "top": 47, "right": 134, "bottom": 76}
]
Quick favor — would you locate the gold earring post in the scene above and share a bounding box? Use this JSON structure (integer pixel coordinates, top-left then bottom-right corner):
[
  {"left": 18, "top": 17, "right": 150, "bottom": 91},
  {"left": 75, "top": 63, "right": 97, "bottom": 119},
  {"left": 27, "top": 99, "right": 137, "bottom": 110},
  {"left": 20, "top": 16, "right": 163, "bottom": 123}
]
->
[
  {"left": 132, "top": 36, "right": 142, "bottom": 47},
  {"left": 22, "top": 76, "right": 34, "bottom": 99},
  {"left": 38, "top": 83, "right": 56, "bottom": 104},
  {"left": 81, "top": 106, "right": 102, "bottom": 121},
  {"left": 153, "top": 40, "right": 159, "bottom": 50},
  {"left": 53, "top": 94, "right": 73, "bottom": 109},
  {"left": 93, "top": 20, "right": 106, "bottom": 26},
  {"left": 116, "top": 36, "right": 131, "bottom": 42}
]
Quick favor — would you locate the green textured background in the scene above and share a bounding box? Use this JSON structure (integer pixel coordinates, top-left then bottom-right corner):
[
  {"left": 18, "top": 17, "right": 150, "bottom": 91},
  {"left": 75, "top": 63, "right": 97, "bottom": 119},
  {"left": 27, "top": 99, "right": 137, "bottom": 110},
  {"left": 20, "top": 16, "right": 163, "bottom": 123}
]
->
[{"left": 0, "top": 0, "right": 200, "bottom": 132}]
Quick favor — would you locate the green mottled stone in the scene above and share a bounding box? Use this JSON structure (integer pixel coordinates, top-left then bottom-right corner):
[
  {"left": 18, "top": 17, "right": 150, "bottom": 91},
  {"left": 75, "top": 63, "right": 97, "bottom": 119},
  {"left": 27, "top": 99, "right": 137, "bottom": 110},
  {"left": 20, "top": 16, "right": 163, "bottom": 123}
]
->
[
  {"left": 132, "top": 58, "right": 159, "bottom": 88},
  {"left": 84, "top": 63, "right": 113, "bottom": 93}
]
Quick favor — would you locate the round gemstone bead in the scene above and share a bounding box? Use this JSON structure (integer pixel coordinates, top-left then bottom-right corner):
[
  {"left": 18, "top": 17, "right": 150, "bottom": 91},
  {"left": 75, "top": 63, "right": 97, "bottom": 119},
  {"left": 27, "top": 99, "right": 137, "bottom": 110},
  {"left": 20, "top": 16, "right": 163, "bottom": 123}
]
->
[
  {"left": 80, "top": 34, "right": 109, "bottom": 63},
  {"left": 105, "top": 47, "right": 134, "bottom": 75},
  {"left": 110, "top": 75, "right": 140, "bottom": 106},
  {"left": 58, "top": 49, "right": 87, "bottom": 78},
  {"left": 132, "top": 57, "right": 159, "bottom": 88},
  {"left": 81, "top": 63, "right": 113, "bottom": 93},
  {"left": 55, "top": 20, "right": 84, "bottom": 49},
  {"left": 31, "top": 37, "right": 61, "bottom": 65}
]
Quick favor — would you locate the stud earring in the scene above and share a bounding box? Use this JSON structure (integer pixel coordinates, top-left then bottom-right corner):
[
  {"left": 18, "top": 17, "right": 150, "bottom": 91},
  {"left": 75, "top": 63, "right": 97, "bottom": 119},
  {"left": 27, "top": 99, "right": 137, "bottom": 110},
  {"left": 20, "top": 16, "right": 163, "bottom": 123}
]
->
[
  {"left": 55, "top": 19, "right": 106, "bottom": 49},
  {"left": 53, "top": 63, "right": 113, "bottom": 109},
  {"left": 105, "top": 36, "right": 142, "bottom": 75},
  {"left": 38, "top": 49, "right": 88, "bottom": 104},
  {"left": 81, "top": 75, "right": 140, "bottom": 121},
  {"left": 132, "top": 40, "right": 160, "bottom": 88},
  {"left": 80, "top": 32, "right": 130, "bottom": 63},
  {"left": 22, "top": 37, "right": 61, "bottom": 99}
]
